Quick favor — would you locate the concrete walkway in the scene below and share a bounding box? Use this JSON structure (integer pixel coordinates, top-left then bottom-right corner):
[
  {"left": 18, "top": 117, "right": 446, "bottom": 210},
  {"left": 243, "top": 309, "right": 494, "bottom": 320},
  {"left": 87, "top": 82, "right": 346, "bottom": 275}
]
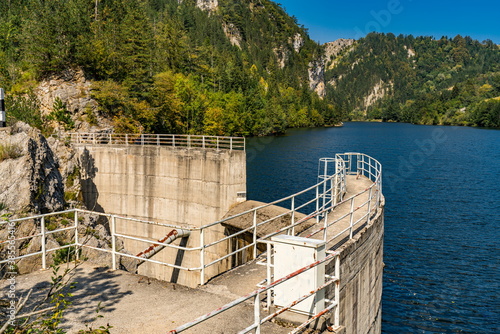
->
[
  {"left": 1, "top": 175, "right": 374, "bottom": 333},
  {"left": 1, "top": 261, "right": 289, "bottom": 334}
]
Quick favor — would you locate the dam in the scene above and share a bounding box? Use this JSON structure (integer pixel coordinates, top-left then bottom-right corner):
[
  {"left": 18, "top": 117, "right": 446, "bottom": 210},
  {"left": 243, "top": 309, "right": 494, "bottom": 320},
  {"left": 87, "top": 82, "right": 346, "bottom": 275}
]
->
[{"left": 0, "top": 133, "right": 384, "bottom": 334}]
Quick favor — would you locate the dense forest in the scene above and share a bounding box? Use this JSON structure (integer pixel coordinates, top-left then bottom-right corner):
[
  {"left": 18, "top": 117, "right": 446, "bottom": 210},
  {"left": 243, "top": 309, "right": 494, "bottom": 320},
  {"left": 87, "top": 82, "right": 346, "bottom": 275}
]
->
[
  {"left": 0, "top": 0, "right": 338, "bottom": 135},
  {"left": 0, "top": 1, "right": 499, "bottom": 135},
  {"left": 327, "top": 33, "right": 500, "bottom": 128}
]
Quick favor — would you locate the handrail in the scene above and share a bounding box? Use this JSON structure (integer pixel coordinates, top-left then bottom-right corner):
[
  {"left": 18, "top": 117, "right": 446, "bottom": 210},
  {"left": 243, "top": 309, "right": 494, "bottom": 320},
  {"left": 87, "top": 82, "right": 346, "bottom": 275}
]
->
[
  {"left": 63, "top": 133, "right": 246, "bottom": 151},
  {"left": 168, "top": 251, "right": 341, "bottom": 334},
  {"left": 1, "top": 152, "right": 382, "bottom": 333},
  {"left": 1, "top": 153, "right": 382, "bottom": 274}
]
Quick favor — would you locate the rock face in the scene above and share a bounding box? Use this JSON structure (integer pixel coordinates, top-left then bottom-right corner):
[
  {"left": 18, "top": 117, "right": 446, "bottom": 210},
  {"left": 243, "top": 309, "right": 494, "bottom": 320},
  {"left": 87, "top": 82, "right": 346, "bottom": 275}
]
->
[
  {"left": 309, "top": 58, "right": 326, "bottom": 98},
  {"left": 324, "top": 38, "right": 355, "bottom": 69},
  {"left": 34, "top": 68, "right": 111, "bottom": 133},
  {"left": 0, "top": 123, "right": 65, "bottom": 213},
  {"left": 222, "top": 22, "right": 242, "bottom": 48},
  {"left": 363, "top": 80, "right": 394, "bottom": 108},
  {"left": 196, "top": 0, "right": 218, "bottom": 12},
  {"left": 0, "top": 123, "right": 114, "bottom": 275},
  {"left": 292, "top": 33, "right": 304, "bottom": 53}
]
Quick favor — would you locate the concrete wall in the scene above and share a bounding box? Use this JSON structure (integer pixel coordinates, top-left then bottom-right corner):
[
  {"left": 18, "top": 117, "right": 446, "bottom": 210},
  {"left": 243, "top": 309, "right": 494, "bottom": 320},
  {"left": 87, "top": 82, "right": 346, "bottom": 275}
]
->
[
  {"left": 77, "top": 144, "right": 246, "bottom": 287},
  {"left": 326, "top": 199, "right": 385, "bottom": 334}
]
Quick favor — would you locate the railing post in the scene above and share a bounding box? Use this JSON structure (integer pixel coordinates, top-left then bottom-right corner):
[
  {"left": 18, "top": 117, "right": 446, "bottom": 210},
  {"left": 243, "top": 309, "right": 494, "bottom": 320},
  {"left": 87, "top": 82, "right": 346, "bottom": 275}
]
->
[
  {"left": 141, "top": 134, "right": 144, "bottom": 145},
  {"left": 216, "top": 137, "right": 219, "bottom": 150},
  {"left": 334, "top": 255, "right": 340, "bottom": 328},
  {"left": 173, "top": 135, "right": 176, "bottom": 147},
  {"left": 253, "top": 210, "right": 258, "bottom": 259},
  {"left": 188, "top": 135, "right": 191, "bottom": 148},
  {"left": 367, "top": 187, "right": 373, "bottom": 224},
  {"left": 266, "top": 242, "right": 272, "bottom": 310},
  {"left": 202, "top": 136, "right": 205, "bottom": 149},
  {"left": 349, "top": 197, "right": 355, "bottom": 239},
  {"left": 254, "top": 292, "right": 261, "bottom": 334},
  {"left": 111, "top": 215, "right": 116, "bottom": 270},
  {"left": 74, "top": 211, "right": 79, "bottom": 261},
  {"left": 41, "top": 216, "right": 46, "bottom": 270},
  {"left": 109, "top": 133, "right": 112, "bottom": 145},
  {"left": 291, "top": 197, "right": 295, "bottom": 236},
  {"left": 157, "top": 134, "right": 160, "bottom": 146},
  {"left": 200, "top": 228, "right": 205, "bottom": 285},
  {"left": 316, "top": 185, "right": 320, "bottom": 225},
  {"left": 230, "top": 137, "right": 233, "bottom": 151},
  {"left": 333, "top": 175, "right": 338, "bottom": 206},
  {"left": 323, "top": 210, "right": 328, "bottom": 241},
  {"left": 125, "top": 134, "right": 128, "bottom": 145}
]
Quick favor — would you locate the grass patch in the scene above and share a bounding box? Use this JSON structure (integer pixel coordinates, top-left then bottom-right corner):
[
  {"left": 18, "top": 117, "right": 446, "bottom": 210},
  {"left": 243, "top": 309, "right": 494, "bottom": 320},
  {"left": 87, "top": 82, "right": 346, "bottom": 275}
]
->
[{"left": 0, "top": 143, "right": 23, "bottom": 162}]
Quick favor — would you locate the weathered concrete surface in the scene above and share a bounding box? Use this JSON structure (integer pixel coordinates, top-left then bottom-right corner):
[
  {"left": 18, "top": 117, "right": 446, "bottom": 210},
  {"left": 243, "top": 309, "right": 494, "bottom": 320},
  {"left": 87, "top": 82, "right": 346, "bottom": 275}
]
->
[
  {"left": 321, "top": 176, "right": 384, "bottom": 334},
  {"left": 76, "top": 144, "right": 246, "bottom": 287},
  {"left": 0, "top": 262, "right": 290, "bottom": 334}
]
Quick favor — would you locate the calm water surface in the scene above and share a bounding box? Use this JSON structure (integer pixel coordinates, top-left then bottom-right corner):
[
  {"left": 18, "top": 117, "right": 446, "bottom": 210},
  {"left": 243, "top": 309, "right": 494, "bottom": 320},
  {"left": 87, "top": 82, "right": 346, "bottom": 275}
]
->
[{"left": 246, "top": 122, "right": 499, "bottom": 333}]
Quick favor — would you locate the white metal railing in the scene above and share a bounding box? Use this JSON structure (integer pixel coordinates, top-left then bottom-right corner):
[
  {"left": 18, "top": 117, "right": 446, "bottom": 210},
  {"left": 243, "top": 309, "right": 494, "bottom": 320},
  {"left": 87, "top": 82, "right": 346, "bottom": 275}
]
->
[
  {"left": 1, "top": 153, "right": 382, "bottom": 333},
  {"left": 64, "top": 133, "right": 245, "bottom": 151}
]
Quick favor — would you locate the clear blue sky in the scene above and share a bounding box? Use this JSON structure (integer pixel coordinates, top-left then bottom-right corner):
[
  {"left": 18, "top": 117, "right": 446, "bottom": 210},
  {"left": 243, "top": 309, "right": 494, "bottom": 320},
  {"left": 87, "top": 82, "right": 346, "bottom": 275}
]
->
[{"left": 278, "top": 0, "right": 500, "bottom": 44}]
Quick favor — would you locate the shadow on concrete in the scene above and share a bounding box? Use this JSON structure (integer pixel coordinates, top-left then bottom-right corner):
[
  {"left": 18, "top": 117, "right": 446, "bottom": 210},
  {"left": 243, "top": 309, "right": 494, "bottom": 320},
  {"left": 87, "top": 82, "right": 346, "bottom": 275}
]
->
[
  {"left": 14, "top": 264, "right": 132, "bottom": 329},
  {"left": 79, "top": 148, "right": 104, "bottom": 213}
]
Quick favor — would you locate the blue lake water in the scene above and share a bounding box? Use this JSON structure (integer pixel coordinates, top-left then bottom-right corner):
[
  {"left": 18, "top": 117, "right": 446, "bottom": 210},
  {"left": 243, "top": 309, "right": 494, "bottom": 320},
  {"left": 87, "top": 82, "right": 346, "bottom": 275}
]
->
[{"left": 246, "top": 122, "right": 500, "bottom": 333}]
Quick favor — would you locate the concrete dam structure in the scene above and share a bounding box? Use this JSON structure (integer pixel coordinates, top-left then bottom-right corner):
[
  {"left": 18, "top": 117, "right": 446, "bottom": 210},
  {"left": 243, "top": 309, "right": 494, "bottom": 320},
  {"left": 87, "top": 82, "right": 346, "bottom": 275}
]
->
[
  {"left": 2, "top": 133, "right": 384, "bottom": 334},
  {"left": 75, "top": 133, "right": 247, "bottom": 287}
]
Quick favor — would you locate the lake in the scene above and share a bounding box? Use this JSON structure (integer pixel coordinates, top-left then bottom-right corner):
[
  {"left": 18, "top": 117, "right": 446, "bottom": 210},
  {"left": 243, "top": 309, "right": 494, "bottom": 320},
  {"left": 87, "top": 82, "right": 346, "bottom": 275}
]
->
[{"left": 246, "top": 122, "right": 499, "bottom": 333}]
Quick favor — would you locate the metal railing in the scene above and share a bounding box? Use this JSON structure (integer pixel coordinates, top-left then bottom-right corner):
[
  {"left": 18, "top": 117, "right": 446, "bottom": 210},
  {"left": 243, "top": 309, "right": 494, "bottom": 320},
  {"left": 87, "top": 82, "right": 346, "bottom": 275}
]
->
[
  {"left": 65, "top": 133, "right": 245, "bottom": 151},
  {"left": 1, "top": 153, "right": 382, "bottom": 333}
]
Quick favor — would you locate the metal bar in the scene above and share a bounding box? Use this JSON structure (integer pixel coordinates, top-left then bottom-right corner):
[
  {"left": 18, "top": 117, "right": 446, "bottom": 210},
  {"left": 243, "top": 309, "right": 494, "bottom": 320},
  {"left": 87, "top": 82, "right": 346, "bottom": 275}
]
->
[
  {"left": 288, "top": 302, "right": 337, "bottom": 334},
  {"left": 367, "top": 187, "right": 373, "bottom": 224},
  {"left": 334, "top": 255, "right": 340, "bottom": 328},
  {"left": 81, "top": 245, "right": 193, "bottom": 271},
  {"left": 204, "top": 243, "right": 254, "bottom": 268},
  {"left": 253, "top": 210, "right": 258, "bottom": 259},
  {"left": 41, "top": 216, "right": 46, "bottom": 269},
  {"left": 74, "top": 211, "right": 80, "bottom": 260},
  {"left": 349, "top": 197, "right": 355, "bottom": 239},
  {"left": 254, "top": 292, "right": 261, "bottom": 334},
  {"left": 115, "top": 232, "right": 195, "bottom": 251},
  {"left": 200, "top": 228, "right": 205, "bottom": 285},
  {"left": 111, "top": 216, "right": 116, "bottom": 270},
  {"left": 266, "top": 243, "right": 272, "bottom": 310},
  {"left": 169, "top": 250, "right": 340, "bottom": 334},
  {"left": 0, "top": 251, "right": 43, "bottom": 264},
  {"left": 240, "top": 276, "right": 339, "bottom": 333}
]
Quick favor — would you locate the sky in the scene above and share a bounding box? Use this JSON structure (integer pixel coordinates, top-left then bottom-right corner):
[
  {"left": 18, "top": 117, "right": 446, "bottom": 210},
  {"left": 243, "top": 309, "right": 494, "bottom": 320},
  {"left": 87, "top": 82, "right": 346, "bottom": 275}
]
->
[{"left": 278, "top": 0, "right": 500, "bottom": 44}]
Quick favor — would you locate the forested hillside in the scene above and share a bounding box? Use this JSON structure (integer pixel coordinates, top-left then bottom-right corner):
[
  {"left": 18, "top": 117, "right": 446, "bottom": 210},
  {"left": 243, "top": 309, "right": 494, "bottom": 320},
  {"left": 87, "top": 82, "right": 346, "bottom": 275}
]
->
[
  {"left": 0, "top": 0, "right": 338, "bottom": 135},
  {"left": 1, "top": 2, "right": 499, "bottom": 134},
  {"left": 326, "top": 33, "right": 500, "bottom": 128}
]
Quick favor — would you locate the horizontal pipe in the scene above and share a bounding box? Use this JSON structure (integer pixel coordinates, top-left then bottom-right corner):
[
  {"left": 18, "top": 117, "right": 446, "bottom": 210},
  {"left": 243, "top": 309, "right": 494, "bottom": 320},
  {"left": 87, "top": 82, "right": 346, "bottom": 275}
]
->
[
  {"left": 135, "top": 229, "right": 190, "bottom": 265},
  {"left": 114, "top": 233, "right": 194, "bottom": 251}
]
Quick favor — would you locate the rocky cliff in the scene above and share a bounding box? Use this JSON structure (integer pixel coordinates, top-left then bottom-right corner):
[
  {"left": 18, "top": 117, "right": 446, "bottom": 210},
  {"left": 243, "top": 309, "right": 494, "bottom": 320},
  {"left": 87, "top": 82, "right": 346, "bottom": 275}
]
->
[
  {"left": 34, "top": 69, "right": 111, "bottom": 133},
  {"left": 0, "top": 123, "right": 65, "bottom": 213},
  {"left": 0, "top": 122, "right": 114, "bottom": 274}
]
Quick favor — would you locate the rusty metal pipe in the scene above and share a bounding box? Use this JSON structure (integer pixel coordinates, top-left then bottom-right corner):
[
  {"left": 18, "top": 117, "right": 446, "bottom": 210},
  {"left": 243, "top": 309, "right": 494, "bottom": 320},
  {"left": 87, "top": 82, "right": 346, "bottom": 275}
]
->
[{"left": 136, "top": 229, "right": 190, "bottom": 266}]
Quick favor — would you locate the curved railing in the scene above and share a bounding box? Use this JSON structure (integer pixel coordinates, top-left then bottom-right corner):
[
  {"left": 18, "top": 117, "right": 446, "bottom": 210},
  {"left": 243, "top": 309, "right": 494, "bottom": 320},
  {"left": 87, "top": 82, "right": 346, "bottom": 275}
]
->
[
  {"left": 0, "top": 153, "right": 382, "bottom": 333},
  {"left": 1, "top": 153, "right": 382, "bottom": 280}
]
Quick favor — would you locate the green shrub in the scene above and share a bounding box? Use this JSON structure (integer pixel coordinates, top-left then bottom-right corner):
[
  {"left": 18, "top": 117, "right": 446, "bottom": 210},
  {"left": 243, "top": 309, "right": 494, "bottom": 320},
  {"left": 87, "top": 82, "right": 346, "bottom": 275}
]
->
[
  {"left": 53, "top": 246, "right": 80, "bottom": 265},
  {"left": 47, "top": 97, "right": 75, "bottom": 130},
  {"left": 0, "top": 143, "right": 23, "bottom": 162}
]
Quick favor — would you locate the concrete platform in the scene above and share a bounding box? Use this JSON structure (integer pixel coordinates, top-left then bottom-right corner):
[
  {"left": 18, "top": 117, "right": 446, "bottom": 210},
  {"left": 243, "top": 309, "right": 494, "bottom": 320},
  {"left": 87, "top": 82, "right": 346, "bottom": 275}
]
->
[
  {"left": 1, "top": 175, "right": 374, "bottom": 333},
  {"left": 1, "top": 261, "right": 290, "bottom": 334}
]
